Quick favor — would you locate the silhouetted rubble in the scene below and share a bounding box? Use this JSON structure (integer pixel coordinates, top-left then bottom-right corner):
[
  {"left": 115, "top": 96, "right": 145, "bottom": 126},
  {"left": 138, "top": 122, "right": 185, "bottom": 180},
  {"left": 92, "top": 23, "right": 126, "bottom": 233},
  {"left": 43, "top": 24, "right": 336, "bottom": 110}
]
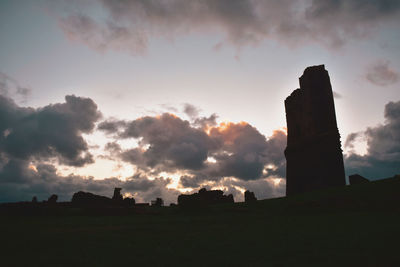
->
[
  {"left": 284, "top": 65, "right": 346, "bottom": 195},
  {"left": 72, "top": 191, "right": 112, "bottom": 207},
  {"left": 47, "top": 194, "right": 58, "bottom": 204},
  {"left": 71, "top": 188, "right": 136, "bottom": 208},
  {"left": 151, "top": 198, "right": 164, "bottom": 207},
  {"left": 178, "top": 188, "right": 234, "bottom": 207},
  {"left": 123, "top": 197, "right": 136, "bottom": 207},
  {"left": 349, "top": 174, "right": 370, "bottom": 185},
  {"left": 244, "top": 190, "right": 257, "bottom": 202}
]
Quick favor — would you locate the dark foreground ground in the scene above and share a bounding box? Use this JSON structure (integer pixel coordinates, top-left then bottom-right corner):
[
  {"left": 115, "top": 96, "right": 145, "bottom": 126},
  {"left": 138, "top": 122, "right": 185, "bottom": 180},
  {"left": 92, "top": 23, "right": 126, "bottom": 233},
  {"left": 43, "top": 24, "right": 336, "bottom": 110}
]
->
[{"left": 1, "top": 176, "right": 400, "bottom": 266}]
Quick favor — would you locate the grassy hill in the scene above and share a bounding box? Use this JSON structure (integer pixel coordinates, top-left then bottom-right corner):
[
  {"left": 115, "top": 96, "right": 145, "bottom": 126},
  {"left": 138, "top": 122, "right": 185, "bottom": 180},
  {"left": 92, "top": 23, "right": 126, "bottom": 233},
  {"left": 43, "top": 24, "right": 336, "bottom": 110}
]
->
[{"left": 1, "top": 176, "right": 399, "bottom": 266}]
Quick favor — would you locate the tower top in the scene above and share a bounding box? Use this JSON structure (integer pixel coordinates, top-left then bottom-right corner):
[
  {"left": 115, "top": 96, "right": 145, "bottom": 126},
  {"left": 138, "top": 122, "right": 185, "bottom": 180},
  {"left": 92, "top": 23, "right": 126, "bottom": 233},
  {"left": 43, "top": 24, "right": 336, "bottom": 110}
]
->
[{"left": 303, "top": 64, "right": 325, "bottom": 74}]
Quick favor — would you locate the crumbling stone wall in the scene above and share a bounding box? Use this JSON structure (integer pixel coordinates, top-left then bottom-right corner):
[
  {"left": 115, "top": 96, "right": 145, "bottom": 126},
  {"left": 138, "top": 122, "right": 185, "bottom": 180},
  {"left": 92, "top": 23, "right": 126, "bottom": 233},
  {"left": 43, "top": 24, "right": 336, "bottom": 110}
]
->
[
  {"left": 284, "top": 65, "right": 345, "bottom": 195},
  {"left": 178, "top": 188, "right": 234, "bottom": 207}
]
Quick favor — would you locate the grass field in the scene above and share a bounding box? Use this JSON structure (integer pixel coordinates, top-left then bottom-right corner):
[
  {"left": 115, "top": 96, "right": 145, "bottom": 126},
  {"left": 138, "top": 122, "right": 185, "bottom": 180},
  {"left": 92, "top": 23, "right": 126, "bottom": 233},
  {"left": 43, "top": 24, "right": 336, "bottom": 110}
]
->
[{"left": 1, "top": 177, "right": 400, "bottom": 266}]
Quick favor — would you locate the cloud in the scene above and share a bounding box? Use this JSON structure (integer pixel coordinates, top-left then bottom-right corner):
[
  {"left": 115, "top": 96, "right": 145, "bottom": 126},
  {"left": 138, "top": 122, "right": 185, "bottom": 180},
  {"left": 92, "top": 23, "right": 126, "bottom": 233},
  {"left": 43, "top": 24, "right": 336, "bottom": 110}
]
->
[
  {"left": 179, "top": 174, "right": 207, "bottom": 188},
  {"left": 183, "top": 103, "right": 200, "bottom": 120},
  {"left": 0, "top": 72, "right": 31, "bottom": 103},
  {"left": 97, "top": 118, "right": 127, "bottom": 135},
  {"left": 0, "top": 158, "right": 180, "bottom": 203},
  {"left": 344, "top": 132, "right": 361, "bottom": 150},
  {"left": 0, "top": 94, "right": 101, "bottom": 166},
  {"left": 206, "top": 123, "right": 286, "bottom": 180},
  {"left": 0, "top": 92, "right": 286, "bottom": 203},
  {"left": 366, "top": 60, "right": 399, "bottom": 86},
  {"left": 120, "top": 113, "right": 212, "bottom": 171},
  {"left": 0, "top": 92, "right": 180, "bottom": 204},
  {"left": 55, "top": 0, "right": 400, "bottom": 54},
  {"left": 59, "top": 13, "right": 149, "bottom": 55},
  {"left": 225, "top": 177, "right": 285, "bottom": 202},
  {"left": 193, "top": 114, "right": 218, "bottom": 130},
  {"left": 345, "top": 100, "right": 400, "bottom": 178},
  {"left": 99, "top": 112, "right": 287, "bottom": 183}
]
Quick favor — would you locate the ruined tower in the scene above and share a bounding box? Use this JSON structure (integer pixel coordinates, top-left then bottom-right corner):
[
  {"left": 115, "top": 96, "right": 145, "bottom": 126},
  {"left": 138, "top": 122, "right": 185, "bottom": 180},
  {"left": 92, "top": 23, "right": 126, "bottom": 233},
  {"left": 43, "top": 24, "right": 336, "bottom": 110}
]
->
[{"left": 284, "top": 65, "right": 345, "bottom": 195}]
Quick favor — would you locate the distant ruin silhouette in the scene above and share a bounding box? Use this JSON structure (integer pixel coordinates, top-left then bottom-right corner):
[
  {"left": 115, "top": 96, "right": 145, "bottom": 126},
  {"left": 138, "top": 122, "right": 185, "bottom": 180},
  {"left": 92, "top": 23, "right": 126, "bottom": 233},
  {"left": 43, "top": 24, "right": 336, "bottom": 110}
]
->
[
  {"left": 244, "top": 190, "right": 257, "bottom": 202},
  {"left": 112, "top": 188, "right": 123, "bottom": 202},
  {"left": 284, "top": 65, "right": 346, "bottom": 195},
  {"left": 72, "top": 188, "right": 135, "bottom": 207},
  {"left": 151, "top": 198, "right": 164, "bottom": 207},
  {"left": 72, "top": 191, "right": 114, "bottom": 207},
  {"left": 47, "top": 194, "right": 58, "bottom": 204},
  {"left": 178, "top": 188, "right": 234, "bottom": 207}
]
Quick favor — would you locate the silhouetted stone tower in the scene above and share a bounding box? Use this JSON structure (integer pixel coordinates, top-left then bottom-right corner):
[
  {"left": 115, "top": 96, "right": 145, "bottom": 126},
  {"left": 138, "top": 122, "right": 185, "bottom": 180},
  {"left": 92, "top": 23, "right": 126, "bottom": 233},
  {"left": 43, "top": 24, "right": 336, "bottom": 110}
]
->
[{"left": 284, "top": 65, "right": 345, "bottom": 195}]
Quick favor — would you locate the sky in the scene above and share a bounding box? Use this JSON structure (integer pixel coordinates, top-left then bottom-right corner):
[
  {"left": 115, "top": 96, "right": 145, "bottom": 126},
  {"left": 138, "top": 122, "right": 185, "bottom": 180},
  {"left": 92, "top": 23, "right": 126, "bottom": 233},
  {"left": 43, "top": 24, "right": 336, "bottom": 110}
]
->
[{"left": 0, "top": 0, "right": 399, "bottom": 204}]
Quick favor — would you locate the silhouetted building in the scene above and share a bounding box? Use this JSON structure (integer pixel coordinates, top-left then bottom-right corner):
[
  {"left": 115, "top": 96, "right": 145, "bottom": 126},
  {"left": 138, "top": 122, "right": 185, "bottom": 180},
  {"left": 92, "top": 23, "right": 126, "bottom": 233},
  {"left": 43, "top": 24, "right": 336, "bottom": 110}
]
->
[
  {"left": 284, "top": 65, "right": 345, "bottom": 195},
  {"left": 47, "top": 194, "right": 58, "bottom": 204},
  {"left": 151, "top": 198, "right": 164, "bottom": 207},
  {"left": 349, "top": 174, "right": 370, "bottom": 185},
  {"left": 244, "top": 190, "right": 257, "bottom": 202},
  {"left": 178, "top": 188, "right": 234, "bottom": 207}
]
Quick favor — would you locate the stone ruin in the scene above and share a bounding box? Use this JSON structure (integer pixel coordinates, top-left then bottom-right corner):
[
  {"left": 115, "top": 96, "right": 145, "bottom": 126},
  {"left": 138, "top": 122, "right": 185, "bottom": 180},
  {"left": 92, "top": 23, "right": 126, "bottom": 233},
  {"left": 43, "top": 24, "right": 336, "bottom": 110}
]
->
[
  {"left": 72, "top": 191, "right": 113, "bottom": 206},
  {"left": 47, "top": 194, "right": 58, "bottom": 204},
  {"left": 112, "top": 188, "right": 123, "bottom": 202},
  {"left": 151, "top": 198, "right": 164, "bottom": 207},
  {"left": 284, "top": 65, "right": 346, "bottom": 195},
  {"left": 178, "top": 188, "right": 234, "bottom": 207},
  {"left": 244, "top": 190, "right": 257, "bottom": 202},
  {"left": 71, "top": 188, "right": 135, "bottom": 207}
]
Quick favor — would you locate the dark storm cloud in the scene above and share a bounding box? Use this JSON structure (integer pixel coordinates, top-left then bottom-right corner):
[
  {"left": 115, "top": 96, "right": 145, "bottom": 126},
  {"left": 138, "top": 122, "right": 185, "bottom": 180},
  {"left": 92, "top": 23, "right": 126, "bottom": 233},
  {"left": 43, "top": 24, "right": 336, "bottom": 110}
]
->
[
  {"left": 56, "top": 0, "right": 400, "bottom": 54},
  {"left": 179, "top": 174, "right": 209, "bottom": 188},
  {"left": 120, "top": 113, "right": 212, "bottom": 170},
  {"left": 345, "top": 100, "right": 400, "bottom": 179},
  {"left": 99, "top": 112, "right": 287, "bottom": 183},
  {"left": 303, "top": 0, "right": 400, "bottom": 46},
  {"left": 0, "top": 94, "right": 101, "bottom": 166},
  {"left": 206, "top": 123, "right": 286, "bottom": 180},
  {"left": 366, "top": 60, "right": 399, "bottom": 86}
]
